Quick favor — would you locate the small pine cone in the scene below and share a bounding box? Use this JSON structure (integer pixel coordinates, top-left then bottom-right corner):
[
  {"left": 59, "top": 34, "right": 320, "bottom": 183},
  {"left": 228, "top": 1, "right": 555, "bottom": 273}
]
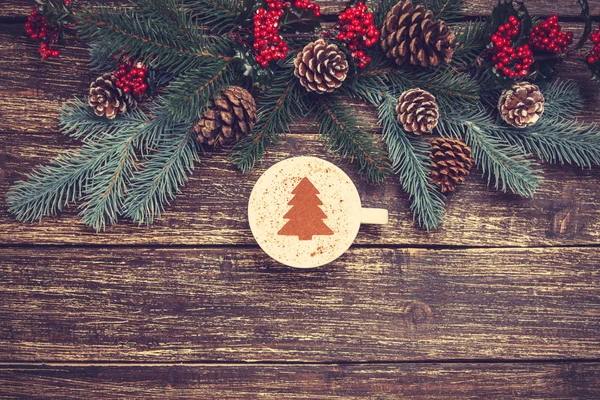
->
[
  {"left": 429, "top": 137, "right": 474, "bottom": 193},
  {"left": 194, "top": 86, "right": 257, "bottom": 148},
  {"left": 294, "top": 39, "right": 349, "bottom": 94},
  {"left": 380, "top": 0, "right": 455, "bottom": 67},
  {"left": 88, "top": 73, "right": 135, "bottom": 120},
  {"left": 498, "top": 82, "right": 545, "bottom": 128},
  {"left": 396, "top": 88, "right": 439, "bottom": 135}
]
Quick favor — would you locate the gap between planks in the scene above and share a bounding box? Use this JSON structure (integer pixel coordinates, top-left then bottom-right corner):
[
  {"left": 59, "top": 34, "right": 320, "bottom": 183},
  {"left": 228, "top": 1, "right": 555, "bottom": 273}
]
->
[{"left": 1, "top": 359, "right": 600, "bottom": 367}]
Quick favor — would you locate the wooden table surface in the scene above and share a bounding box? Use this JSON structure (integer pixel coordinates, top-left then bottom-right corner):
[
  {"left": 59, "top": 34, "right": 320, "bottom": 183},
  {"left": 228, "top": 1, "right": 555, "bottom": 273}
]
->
[{"left": 1, "top": 0, "right": 600, "bottom": 398}]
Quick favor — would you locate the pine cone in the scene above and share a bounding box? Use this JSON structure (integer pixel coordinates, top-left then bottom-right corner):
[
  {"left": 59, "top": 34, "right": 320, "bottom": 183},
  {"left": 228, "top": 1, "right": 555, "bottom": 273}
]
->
[
  {"left": 380, "top": 0, "right": 455, "bottom": 67},
  {"left": 88, "top": 73, "right": 135, "bottom": 120},
  {"left": 396, "top": 88, "right": 439, "bottom": 135},
  {"left": 498, "top": 82, "right": 545, "bottom": 128},
  {"left": 194, "top": 86, "right": 257, "bottom": 148},
  {"left": 429, "top": 137, "right": 474, "bottom": 193},
  {"left": 294, "top": 39, "right": 349, "bottom": 94}
]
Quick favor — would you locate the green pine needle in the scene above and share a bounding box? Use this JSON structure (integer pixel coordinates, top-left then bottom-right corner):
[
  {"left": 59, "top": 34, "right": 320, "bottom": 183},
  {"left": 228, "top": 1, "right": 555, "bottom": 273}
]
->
[
  {"left": 314, "top": 97, "right": 389, "bottom": 184},
  {"left": 164, "top": 60, "right": 234, "bottom": 122},
  {"left": 437, "top": 107, "right": 542, "bottom": 197},
  {"left": 124, "top": 125, "right": 199, "bottom": 225},
  {"left": 76, "top": 4, "right": 234, "bottom": 73},
  {"left": 229, "top": 68, "right": 304, "bottom": 173},
  {"left": 379, "top": 93, "right": 446, "bottom": 230},
  {"left": 78, "top": 130, "right": 139, "bottom": 231}
]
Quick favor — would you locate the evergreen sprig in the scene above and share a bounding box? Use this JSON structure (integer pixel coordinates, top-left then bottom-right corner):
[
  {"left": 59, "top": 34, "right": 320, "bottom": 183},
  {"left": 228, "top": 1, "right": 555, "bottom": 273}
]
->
[
  {"left": 437, "top": 107, "right": 541, "bottom": 197},
  {"left": 183, "top": 0, "right": 244, "bottom": 32},
  {"left": 76, "top": 3, "right": 234, "bottom": 74},
  {"left": 164, "top": 60, "right": 235, "bottom": 122},
  {"left": 230, "top": 67, "right": 305, "bottom": 172},
  {"left": 417, "top": 0, "right": 465, "bottom": 21},
  {"left": 124, "top": 125, "right": 199, "bottom": 225},
  {"left": 379, "top": 93, "right": 446, "bottom": 229},
  {"left": 314, "top": 96, "right": 389, "bottom": 184}
]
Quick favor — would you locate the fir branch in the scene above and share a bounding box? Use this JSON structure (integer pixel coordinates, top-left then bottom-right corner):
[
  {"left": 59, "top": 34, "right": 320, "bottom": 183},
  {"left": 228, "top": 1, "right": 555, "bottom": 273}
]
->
[
  {"left": 8, "top": 150, "right": 109, "bottom": 223},
  {"left": 59, "top": 98, "right": 137, "bottom": 142},
  {"left": 314, "top": 97, "right": 389, "bottom": 184},
  {"left": 542, "top": 79, "right": 584, "bottom": 120},
  {"left": 163, "top": 60, "right": 234, "bottom": 122},
  {"left": 76, "top": 5, "right": 233, "bottom": 73},
  {"left": 229, "top": 69, "right": 304, "bottom": 172},
  {"left": 417, "top": 0, "right": 465, "bottom": 22},
  {"left": 451, "top": 20, "right": 487, "bottom": 67},
  {"left": 437, "top": 107, "right": 541, "bottom": 197},
  {"left": 357, "top": 66, "right": 479, "bottom": 108},
  {"left": 379, "top": 93, "right": 446, "bottom": 230},
  {"left": 88, "top": 42, "right": 120, "bottom": 73},
  {"left": 494, "top": 117, "right": 600, "bottom": 168},
  {"left": 78, "top": 129, "right": 139, "bottom": 231},
  {"left": 60, "top": 98, "right": 174, "bottom": 154},
  {"left": 124, "top": 125, "right": 199, "bottom": 225},
  {"left": 183, "top": 0, "right": 243, "bottom": 33}
]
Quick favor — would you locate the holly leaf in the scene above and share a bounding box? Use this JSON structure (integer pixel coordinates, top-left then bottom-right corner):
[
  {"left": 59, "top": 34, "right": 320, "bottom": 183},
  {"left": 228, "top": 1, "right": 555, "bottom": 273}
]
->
[
  {"left": 575, "top": 0, "right": 592, "bottom": 49},
  {"left": 529, "top": 59, "right": 560, "bottom": 83},
  {"left": 513, "top": 1, "right": 532, "bottom": 46},
  {"left": 238, "top": 0, "right": 257, "bottom": 28},
  {"left": 232, "top": 44, "right": 276, "bottom": 90},
  {"left": 279, "top": 8, "right": 321, "bottom": 33},
  {"left": 588, "top": 62, "right": 600, "bottom": 82},
  {"left": 484, "top": 0, "right": 531, "bottom": 44}
]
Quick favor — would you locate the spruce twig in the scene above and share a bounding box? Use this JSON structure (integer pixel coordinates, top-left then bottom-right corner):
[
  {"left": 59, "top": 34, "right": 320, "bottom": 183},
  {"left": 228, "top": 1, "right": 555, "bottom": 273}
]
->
[
  {"left": 124, "top": 125, "right": 199, "bottom": 225},
  {"left": 379, "top": 93, "right": 446, "bottom": 229},
  {"left": 314, "top": 97, "right": 389, "bottom": 184},
  {"left": 230, "top": 69, "right": 304, "bottom": 172},
  {"left": 437, "top": 107, "right": 541, "bottom": 197}
]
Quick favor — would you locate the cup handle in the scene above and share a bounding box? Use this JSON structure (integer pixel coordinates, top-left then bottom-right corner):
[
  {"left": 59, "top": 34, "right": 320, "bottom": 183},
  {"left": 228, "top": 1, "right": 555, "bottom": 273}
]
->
[{"left": 360, "top": 208, "right": 389, "bottom": 224}]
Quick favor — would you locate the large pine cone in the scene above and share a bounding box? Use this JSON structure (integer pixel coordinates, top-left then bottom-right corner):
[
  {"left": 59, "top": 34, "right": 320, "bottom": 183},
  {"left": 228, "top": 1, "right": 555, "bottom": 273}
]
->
[
  {"left": 381, "top": 0, "right": 455, "bottom": 67},
  {"left": 88, "top": 73, "right": 135, "bottom": 119},
  {"left": 294, "top": 39, "right": 349, "bottom": 94},
  {"left": 396, "top": 88, "right": 439, "bottom": 135},
  {"left": 429, "top": 137, "right": 474, "bottom": 193},
  {"left": 498, "top": 82, "right": 545, "bottom": 128},
  {"left": 194, "top": 86, "right": 257, "bottom": 148}
]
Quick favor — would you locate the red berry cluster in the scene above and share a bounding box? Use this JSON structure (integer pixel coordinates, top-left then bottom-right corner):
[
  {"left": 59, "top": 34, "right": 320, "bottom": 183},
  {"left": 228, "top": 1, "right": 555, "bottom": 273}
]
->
[
  {"left": 253, "top": 3, "right": 287, "bottom": 67},
  {"left": 25, "top": 8, "right": 60, "bottom": 58},
  {"left": 113, "top": 57, "right": 149, "bottom": 98},
  {"left": 293, "top": 0, "right": 321, "bottom": 17},
  {"left": 490, "top": 16, "right": 533, "bottom": 78},
  {"left": 337, "top": 2, "right": 379, "bottom": 68},
  {"left": 529, "top": 15, "right": 573, "bottom": 54},
  {"left": 587, "top": 25, "right": 600, "bottom": 65},
  {"left": 253, "top": 0, "right": 321, "bottom": 67}
]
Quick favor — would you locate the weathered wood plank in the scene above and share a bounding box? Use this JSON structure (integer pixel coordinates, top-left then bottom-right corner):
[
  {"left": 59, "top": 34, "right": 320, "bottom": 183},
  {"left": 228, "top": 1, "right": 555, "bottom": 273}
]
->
[
  {"left": 1, "top": 363, "right": 599, "bottom": 399},
  {"left": 2, "top": 132, "right": 600, "bottom": 246},
  {"left": 1, "top": 22, "right": 598, "bottom": 135},
  {"left": 1, "top": 0, "right": 599, "bottom": 19},
  {"left": 1, "top": 246, "right": 598, "bottom": 361}
]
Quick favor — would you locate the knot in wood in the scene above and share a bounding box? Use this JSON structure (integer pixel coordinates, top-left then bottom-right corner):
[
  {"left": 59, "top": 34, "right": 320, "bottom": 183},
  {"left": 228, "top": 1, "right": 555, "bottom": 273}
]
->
[{"left": 404, "top": 301, "right": 433, "bottom": 325}]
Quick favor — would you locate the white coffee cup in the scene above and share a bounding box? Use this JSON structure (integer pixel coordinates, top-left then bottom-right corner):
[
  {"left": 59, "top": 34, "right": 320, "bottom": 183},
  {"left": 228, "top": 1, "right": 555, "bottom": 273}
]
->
[{"left": 248, "top": 156, "right": 388, "bottom": 268}]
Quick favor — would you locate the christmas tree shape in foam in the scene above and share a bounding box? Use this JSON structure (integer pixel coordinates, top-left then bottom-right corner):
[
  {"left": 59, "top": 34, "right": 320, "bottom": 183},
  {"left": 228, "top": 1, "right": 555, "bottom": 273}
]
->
[{"left": 277, "top": 177, "right": 334, "bottom": 241}]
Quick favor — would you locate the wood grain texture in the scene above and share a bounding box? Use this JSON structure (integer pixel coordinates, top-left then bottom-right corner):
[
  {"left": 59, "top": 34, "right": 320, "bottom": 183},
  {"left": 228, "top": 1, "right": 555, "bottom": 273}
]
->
[
  {"left": 2, "top": 0, "right": 600, "bottom": 18},
  {"left": 1, "top": 246, "right": 598, "bottom": 362},
  {"left": 2, "top": 132, "right": 600, "bottom": 246},
  {"left": 1, "top": 363, "right": 599, "bottom": 399}
]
